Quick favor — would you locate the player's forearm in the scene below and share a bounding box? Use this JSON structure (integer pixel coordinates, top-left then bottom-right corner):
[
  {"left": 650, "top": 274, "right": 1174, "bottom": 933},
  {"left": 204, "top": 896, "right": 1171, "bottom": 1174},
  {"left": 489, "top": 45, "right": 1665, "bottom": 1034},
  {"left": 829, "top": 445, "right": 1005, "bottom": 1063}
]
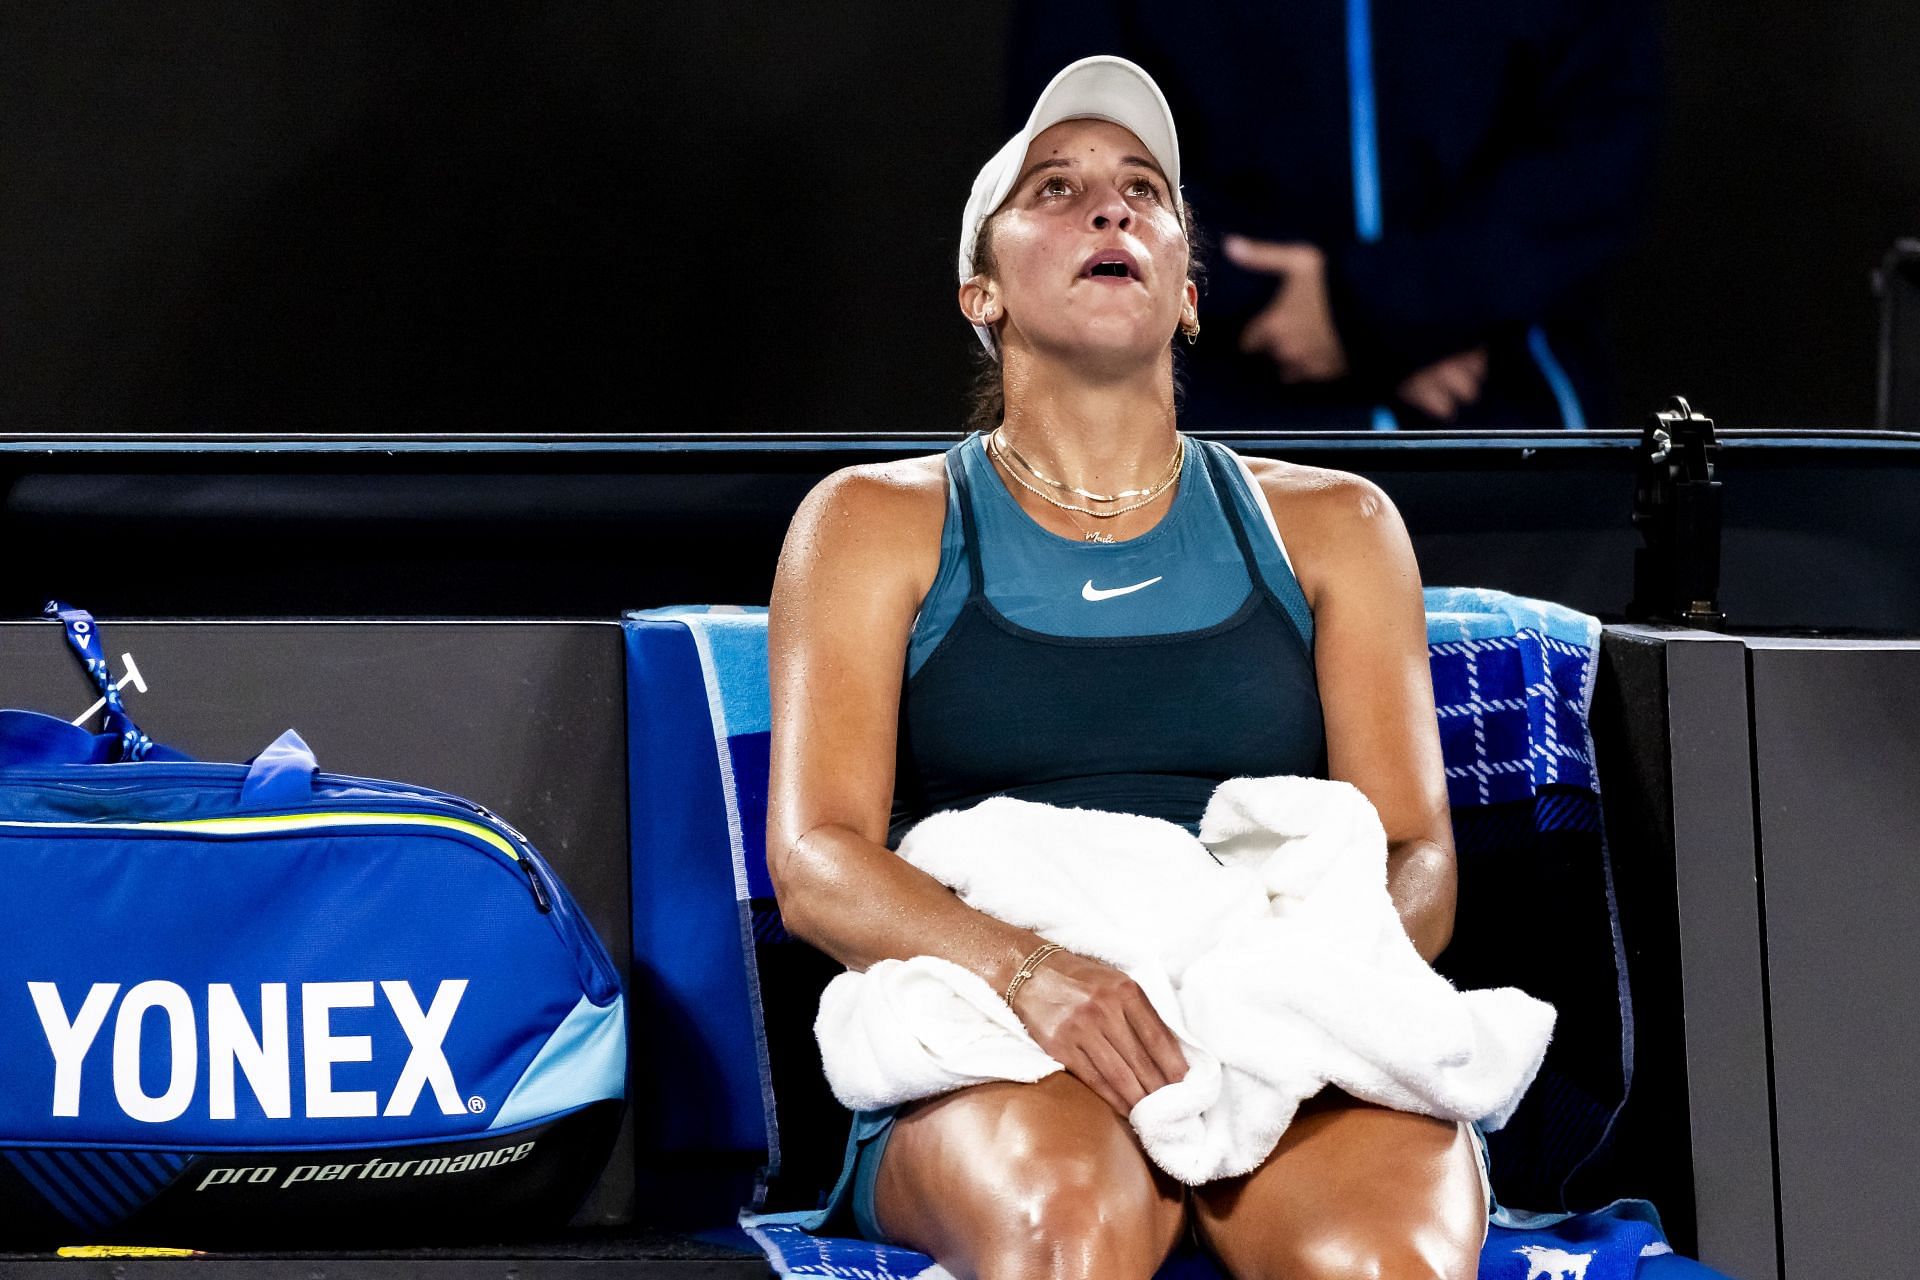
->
[{"left": 770, "top": 820, "right": 1044, "bottom": 992}]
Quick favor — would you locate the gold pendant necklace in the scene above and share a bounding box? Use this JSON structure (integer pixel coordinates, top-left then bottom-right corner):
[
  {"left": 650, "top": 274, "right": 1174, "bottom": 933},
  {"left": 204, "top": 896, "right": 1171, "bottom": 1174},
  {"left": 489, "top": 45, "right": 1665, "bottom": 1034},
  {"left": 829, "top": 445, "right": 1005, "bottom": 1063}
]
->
[{"left": 1062, "top": 511, "right": 1116, "bottom": 544}]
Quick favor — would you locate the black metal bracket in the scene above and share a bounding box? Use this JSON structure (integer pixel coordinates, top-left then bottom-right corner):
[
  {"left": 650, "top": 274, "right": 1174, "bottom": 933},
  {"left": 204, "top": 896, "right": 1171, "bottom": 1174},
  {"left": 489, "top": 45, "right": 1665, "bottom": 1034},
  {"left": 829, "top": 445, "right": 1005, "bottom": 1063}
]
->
[{"left": 1627, "top": 396, "right": 1726, "bottom": 628}]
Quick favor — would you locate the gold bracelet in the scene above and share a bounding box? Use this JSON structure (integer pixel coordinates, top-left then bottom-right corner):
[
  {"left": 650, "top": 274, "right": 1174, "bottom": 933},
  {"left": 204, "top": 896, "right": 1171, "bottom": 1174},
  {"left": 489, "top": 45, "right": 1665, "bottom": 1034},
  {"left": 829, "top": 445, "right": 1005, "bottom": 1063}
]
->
[{"left": 1004, "top": 942, "right": 1065, "bottom": 1008}]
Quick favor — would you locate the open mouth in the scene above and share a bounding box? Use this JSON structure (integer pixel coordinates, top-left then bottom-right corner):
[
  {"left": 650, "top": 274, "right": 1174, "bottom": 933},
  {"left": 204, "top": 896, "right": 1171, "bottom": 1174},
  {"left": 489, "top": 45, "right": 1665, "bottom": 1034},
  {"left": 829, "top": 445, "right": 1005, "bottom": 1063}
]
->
[{"left": 1080, "top": 249, "right": 1142, "bottom": 282}]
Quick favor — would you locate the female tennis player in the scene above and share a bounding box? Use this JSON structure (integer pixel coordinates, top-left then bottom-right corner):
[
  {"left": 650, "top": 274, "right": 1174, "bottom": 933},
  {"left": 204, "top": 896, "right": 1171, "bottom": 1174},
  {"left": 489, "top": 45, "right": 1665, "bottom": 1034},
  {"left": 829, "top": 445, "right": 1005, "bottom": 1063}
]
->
[{"left": 765, "top": 55, "right": 1488, "bottom": 1280}]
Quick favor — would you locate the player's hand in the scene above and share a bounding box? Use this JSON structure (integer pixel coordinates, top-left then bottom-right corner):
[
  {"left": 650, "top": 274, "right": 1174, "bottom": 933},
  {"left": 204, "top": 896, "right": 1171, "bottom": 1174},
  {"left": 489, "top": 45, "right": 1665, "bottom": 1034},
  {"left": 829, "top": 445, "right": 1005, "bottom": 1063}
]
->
[
  {"left": 1397, "top": 346, "right": 1488, "bottom": 421},
  {"left": 1009, "top": 948, "right": 1189, "bottom": 1117},
  {"left": 1224, "top": 236, "right": 1350, "bottom": 383}
]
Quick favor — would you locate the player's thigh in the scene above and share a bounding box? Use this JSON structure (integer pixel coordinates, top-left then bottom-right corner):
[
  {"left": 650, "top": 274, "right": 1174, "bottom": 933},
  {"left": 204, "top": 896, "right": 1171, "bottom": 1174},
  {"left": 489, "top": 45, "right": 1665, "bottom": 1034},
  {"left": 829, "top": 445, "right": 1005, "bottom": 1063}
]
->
[
  {"left": 873, "top": 1072, "right": 1187, "bottom": 1278},
  {"left": 1193, "top": 1088, "right": 1486, "bottom": 1280}
]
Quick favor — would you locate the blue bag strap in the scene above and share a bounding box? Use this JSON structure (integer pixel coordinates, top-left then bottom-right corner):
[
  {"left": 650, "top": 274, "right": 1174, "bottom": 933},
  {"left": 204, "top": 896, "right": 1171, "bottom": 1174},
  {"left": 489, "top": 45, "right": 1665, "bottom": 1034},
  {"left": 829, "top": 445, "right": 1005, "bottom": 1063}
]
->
[{"left": 41, "top": 599, "right": 158, "bottom": 763}]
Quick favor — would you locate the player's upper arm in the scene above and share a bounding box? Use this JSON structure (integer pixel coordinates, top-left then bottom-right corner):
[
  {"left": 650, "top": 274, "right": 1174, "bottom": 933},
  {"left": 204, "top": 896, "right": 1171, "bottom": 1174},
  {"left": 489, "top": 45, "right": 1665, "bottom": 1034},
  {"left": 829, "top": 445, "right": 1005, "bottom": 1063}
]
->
[
  {"left": 1292, "top": 473, "right": 1452, "bottom": 853},
  {"left": 764, "top": 463, "right": 942, "bottom": 882}
]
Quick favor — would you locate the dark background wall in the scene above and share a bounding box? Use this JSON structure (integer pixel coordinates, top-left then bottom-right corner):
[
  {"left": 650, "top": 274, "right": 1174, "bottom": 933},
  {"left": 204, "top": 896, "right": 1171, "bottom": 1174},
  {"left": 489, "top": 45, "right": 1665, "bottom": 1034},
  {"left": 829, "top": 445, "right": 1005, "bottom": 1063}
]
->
[
  {"left": 1, "top": 1, "right": 1916, "bottom": 434},
  {"left": 1608, "top": 0, "right": 1920, "bottom": 430}
]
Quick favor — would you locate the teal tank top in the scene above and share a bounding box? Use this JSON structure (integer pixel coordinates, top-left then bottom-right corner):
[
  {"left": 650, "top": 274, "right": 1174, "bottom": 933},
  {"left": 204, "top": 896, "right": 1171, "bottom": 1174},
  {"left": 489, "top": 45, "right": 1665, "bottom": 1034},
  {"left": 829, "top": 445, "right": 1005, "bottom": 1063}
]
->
[
  {"left": 889, "top": 432, "right": 1327, "bottom": 846},
  {"left": 908, "top": 432, "right": 1315, "bottom": 675}
]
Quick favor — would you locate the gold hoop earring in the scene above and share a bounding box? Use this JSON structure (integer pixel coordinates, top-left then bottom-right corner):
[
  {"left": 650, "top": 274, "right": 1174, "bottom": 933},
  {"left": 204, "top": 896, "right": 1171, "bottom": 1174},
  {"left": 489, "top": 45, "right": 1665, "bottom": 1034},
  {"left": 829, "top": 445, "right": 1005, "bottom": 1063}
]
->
[{"left": 1181, "top": 317, "right": 1201, "bottom": 345}]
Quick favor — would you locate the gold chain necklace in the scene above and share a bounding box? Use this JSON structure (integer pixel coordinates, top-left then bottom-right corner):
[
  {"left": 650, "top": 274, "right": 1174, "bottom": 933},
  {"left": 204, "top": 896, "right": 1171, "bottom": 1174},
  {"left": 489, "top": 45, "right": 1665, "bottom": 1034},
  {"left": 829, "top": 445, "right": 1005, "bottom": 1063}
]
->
[
  {"left": 992, "top": 428, "right": 1183, "bottom": 503},
  {"left": 986, "top": 429, "right": 1183, "bottom": 543}
]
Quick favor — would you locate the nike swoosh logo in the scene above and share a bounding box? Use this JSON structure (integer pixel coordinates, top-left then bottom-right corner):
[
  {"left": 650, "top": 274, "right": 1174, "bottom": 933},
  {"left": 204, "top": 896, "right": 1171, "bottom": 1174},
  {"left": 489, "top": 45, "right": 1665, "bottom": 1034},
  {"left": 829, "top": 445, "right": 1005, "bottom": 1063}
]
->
[{"left": 1081, "top": 576, "right": 1164, "bottom": 602}]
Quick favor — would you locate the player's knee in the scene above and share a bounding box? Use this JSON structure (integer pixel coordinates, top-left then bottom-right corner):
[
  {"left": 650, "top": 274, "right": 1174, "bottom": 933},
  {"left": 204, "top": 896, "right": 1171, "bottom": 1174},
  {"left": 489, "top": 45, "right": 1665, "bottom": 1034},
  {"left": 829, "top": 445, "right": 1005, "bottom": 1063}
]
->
[{"left": 974, "top": 1148, "right": 1173, "bottom": 1280}]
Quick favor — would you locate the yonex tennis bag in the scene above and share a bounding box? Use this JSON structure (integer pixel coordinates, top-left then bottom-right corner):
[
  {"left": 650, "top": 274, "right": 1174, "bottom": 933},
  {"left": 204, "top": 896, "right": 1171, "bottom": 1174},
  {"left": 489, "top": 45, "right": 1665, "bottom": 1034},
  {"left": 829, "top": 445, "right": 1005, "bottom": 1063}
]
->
[{"left": 0, "top": 605, "right": 626, "bottom": 1245}]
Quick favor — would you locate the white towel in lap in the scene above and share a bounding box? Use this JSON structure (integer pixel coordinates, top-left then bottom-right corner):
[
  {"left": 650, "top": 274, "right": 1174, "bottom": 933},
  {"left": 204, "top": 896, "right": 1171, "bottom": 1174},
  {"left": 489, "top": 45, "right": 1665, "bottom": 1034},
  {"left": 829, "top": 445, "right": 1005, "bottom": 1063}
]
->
[{"left": 814, "top": 775, "right": 1556, "bottom": 1185}]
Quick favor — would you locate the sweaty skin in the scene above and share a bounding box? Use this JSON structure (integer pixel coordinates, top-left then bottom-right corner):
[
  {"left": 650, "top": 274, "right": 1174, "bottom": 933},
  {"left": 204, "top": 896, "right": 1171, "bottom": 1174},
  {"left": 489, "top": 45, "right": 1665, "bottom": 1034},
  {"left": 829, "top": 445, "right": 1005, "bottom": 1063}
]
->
[{"left": 767, "top": 118, "right": 1481, "bottom": 1280}]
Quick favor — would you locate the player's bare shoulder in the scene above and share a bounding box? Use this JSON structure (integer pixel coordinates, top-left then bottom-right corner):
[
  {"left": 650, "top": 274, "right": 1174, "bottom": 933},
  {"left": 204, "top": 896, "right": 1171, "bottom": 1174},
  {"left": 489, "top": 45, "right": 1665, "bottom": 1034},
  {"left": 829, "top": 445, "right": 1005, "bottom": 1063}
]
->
[
  {"left": 1238, "top": 455, "right": 1400, "bottom": 606},
  {"left": 1247, "top": 455, "right": 1397, "bottom": 524},
  {"left": 776, "top": 454, "right": 949, "bottom": 607},
  {"left": 1237, "top": 453, "right": 1362, "bottom": 500}
]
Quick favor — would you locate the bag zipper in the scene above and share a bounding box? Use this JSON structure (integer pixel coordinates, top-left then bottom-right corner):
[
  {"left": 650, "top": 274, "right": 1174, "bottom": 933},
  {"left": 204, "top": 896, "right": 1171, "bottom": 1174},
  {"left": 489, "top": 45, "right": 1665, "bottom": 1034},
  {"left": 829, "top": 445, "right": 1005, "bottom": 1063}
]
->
[
  {"left": 0, "top": 797, "right": 618, "bottom": 1003},
  {"left": 3, "top": 765, "right": 555, "bottom": 914}
]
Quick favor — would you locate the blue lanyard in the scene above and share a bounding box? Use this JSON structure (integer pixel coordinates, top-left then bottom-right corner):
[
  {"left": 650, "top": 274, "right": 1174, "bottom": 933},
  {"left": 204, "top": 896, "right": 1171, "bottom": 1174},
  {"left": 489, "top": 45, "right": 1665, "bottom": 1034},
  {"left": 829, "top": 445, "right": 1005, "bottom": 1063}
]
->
[{"left": 42, "top": 599, "right": 156, "bottom": 762}]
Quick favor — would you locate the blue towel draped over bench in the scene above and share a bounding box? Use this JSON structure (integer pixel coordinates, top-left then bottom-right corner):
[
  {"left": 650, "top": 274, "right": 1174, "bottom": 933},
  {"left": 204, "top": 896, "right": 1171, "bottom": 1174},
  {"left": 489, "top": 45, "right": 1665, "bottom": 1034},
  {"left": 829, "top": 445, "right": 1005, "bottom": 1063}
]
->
[{"left": 624, "top": 589, "right": 1729, "bottom": 1279}]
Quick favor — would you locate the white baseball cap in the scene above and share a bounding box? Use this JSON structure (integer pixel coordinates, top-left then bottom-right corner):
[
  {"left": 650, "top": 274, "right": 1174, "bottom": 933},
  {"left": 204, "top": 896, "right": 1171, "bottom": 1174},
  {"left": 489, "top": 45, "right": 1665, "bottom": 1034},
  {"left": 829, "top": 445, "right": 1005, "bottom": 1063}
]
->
[{"left": 959, "top": 55, "right": 1184, "bottom": 357}]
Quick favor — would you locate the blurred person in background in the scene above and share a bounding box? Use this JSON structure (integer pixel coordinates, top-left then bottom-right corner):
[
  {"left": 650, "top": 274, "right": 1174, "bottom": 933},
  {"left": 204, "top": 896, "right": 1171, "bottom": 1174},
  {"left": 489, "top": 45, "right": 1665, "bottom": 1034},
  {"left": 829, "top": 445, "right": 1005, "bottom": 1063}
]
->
[{"left": 1012, "top": 0, "right": 1660, "bottom": 430}]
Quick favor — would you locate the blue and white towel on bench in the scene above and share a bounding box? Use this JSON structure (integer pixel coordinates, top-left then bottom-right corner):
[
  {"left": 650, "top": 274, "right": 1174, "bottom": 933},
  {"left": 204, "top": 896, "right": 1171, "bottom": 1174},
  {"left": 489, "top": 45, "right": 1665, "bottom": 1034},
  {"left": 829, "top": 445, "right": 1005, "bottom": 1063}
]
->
[
  {"left": 1422, "top": 586, "right": 1600, "bottom": 809},
  {"left": 1421, "top": 588, "right": 1632, "bottom": 1211}
]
